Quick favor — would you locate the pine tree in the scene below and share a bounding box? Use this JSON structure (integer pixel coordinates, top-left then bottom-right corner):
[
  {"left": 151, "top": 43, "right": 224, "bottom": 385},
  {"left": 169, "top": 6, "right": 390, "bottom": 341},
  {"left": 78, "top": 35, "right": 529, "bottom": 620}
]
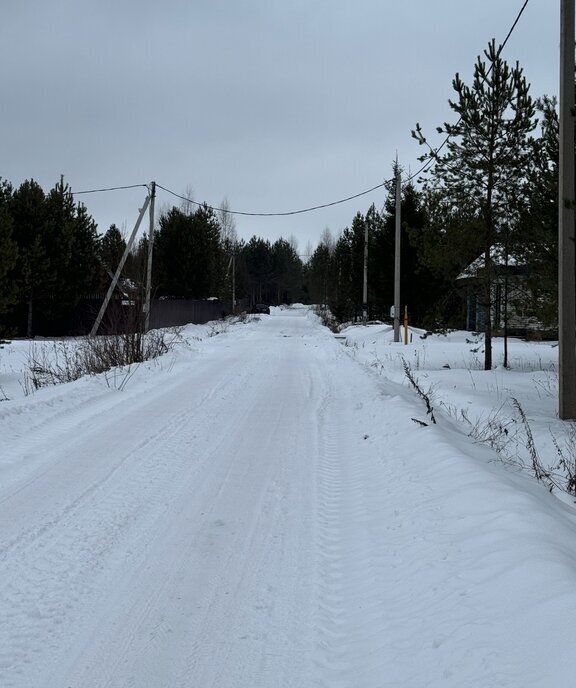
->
[
  {"left": 270, "top": 238, "right": 303, "bottom": 304},
  {"left": 154, "top": 208, "right": 196, "bottom": 298},
  {"left": 154, "top": 204, "right": 226, "bottom": 299},
  {"left": 100, "top": 224, "right": 127, "bottom": 276},
  {"left": 329, "top": 233, "right": 353, "bottom": 322},
  {"left": 307, "top": 241, "right": 333, "bottom": 307},
  {"left": 369, "top": 185, "right": 437, "bottom": 326},
  {"left": 408, "top": 187, "right": 483, "bottom": 329},
  {"left": 510, "top": 95, "right": 559, "bottom": 327},
  {"left": 413, "top": 40, "right": 537, "bottom": 369},
  {"left": 10, "top": 180, "right": 50, "bottom": 336},
  {"left": 332, "top": 213, "right": 369, "bottom": 321},
  {"left": 242, "top": 237, "right": 274, "bottom": 305},
  {"left": 68, "top": 202, "right": 101, "bottom": 298},
  {"left": 43, "top": 178, "right": 75, "bottom": 295},
  {"left": 0, "top": 180, "right": 17, "bottom": 327},
  {"left": 188, "top": 204, "right": 227, "bottom": 298}
]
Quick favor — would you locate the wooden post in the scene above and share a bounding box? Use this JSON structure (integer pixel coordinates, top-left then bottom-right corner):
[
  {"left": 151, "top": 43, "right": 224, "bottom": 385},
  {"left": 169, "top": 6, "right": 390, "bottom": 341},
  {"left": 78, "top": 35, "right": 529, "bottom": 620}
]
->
[
  {"left": 362, "top": 217, "right": 368, "bottom": 323},
  {"left": 559, "top": 0, "right": 576, "bottom": 418},
  {"left": 144, "top": 181, "right": 156, "bottom": 332},
  {"left": 394, "top": 161, "right": 402, "bottom": 342}
]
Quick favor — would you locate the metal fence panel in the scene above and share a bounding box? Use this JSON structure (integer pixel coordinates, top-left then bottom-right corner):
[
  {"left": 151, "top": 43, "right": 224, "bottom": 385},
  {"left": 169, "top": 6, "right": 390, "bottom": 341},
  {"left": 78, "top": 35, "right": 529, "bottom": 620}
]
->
[{"left": 148, "top": 299, "right": 232, "bottom": 329}]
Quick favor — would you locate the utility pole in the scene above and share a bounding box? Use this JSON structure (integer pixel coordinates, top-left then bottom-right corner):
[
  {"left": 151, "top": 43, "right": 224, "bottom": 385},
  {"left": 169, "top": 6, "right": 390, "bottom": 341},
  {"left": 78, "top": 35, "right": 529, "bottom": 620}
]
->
[
  {"left": 91, "top": 193, "right": 150, "bottom": 337},
  {"left": 144, "top": 181, "right": 156, "bottom": 332},
  {"left": 393, "top": 160, "right": 402, "bottom": 342},
  {"left": 559, "top": 0, "right": 576, "bottom": 419},
  {"left": 227, "top": 247, "right": 237, "bottom": 314},
  {"left": 232, "top": 248, "right": 236, "bottom": 314},
  {"left": 362, "top": 217, "right": 369, "bottom": 323}
]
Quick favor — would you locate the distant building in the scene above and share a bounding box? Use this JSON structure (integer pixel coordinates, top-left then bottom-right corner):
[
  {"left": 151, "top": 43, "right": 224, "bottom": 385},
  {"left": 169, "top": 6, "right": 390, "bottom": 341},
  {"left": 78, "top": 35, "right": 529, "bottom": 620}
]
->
[{"left": 456, "top": 245, "right": 551, "bottom": 337}]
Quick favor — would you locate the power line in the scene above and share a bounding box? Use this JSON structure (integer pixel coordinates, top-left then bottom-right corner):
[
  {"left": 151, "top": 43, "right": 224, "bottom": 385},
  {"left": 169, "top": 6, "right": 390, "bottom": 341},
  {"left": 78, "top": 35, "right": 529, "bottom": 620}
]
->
[
  {"left": 68, "top": 0, "right": 531, "bottom": 214},
  {"left": 72, "top": 183, "right": 149, "bottom": 195},
  {"left": 69, "top": 178, "right": 390, "bottom": 217},
  {"left": 155, "top": 181, "right": 388, "bottom": 217},
  {"left": 405, "top": 0, "right": 531, "bottom": 185},
  {"left": 500, "top": 0, "right": 530, "bottom": 51}
]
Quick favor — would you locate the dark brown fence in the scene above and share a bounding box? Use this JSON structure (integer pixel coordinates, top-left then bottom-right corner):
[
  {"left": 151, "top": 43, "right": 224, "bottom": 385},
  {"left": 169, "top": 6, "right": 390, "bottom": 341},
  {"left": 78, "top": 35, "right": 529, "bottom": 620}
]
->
[
  {"left": 4, "top": 297, "right": 234, "bottom": 337},
  {"left": 148, "top": 299, "right": 232, "bottom": 329}
]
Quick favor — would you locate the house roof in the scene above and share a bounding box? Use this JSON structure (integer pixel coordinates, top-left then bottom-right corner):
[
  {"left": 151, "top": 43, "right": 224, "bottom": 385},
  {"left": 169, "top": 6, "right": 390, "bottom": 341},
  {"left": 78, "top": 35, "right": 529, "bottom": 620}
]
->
[{"left": 456, "top": 244, "right": 523, "bottom": 281}]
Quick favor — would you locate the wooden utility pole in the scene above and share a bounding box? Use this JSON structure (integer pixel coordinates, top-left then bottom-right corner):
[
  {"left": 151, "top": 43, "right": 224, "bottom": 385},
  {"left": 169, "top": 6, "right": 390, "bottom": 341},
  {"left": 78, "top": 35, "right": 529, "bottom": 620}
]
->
[
  {"left": 232, "top": 249, "right": 236, "bottom": 314},
  {"left": 226, "top": 246, "right": 237, "bottom": 314},
  {"left": 362, "top": 218, "right": 368, "bottom": 323},
  {"left": 144, "top": 181, "right": 156, "bottom": 332},
  {"left": 559, "top": 0, "right": 576, "bottom": 419},
  {"left": 90, "top": 193, "right": 150, "bottom": 337},
  {"left": 393, "top": 161, "right": 402, "bottom": 342}
]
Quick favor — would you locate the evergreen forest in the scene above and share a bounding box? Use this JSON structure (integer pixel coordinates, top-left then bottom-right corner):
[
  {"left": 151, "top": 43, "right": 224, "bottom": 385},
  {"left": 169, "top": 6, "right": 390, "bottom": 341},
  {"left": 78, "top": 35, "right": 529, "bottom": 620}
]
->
[{"left": 0, "top": 43, "right": 564, "bottom": 344}]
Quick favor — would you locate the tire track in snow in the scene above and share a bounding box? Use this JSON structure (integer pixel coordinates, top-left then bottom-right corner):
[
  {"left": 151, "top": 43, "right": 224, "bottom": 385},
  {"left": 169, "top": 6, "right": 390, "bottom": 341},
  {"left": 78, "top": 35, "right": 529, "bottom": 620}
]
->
[
  {"left": 0, "top": 342, "right": 285, "bottom": 687},
  {"left": 1, "top": 315, "right": 326, "bottom": 687},
  {"left": 53, "top": 333, "right": 321, "bottom": 688},
  {"left": 5, "top": 311, "right": 449, "bottom": 687},
  {"left": 312, "top": 349, "right": 416, "bottom": 688},
  {"left": 0, "top": 353, "right": 237, "bottom": 555},
  {"left": 311, "top": 343, "right": 517, "bottom": 688}
]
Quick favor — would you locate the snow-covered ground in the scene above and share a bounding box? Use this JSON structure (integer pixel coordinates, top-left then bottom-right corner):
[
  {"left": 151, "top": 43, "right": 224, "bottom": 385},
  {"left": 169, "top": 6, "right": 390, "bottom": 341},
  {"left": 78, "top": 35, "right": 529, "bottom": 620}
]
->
[
  {"left": 340, "top": 322, "right": 567, "bottom": 493},
  {"left": 1, "top": 307, "right": 576, "bottom": 687}
]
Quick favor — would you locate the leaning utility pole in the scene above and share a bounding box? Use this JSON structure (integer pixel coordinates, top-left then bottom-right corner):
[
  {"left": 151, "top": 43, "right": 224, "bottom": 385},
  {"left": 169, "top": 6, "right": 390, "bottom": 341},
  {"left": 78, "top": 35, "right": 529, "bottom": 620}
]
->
[
  {"left": 559, "top": 0, "right": 576, "bottom": 419},
  {"left": 90, "top": 192, "right": 151, "bottom": 337},
  {"left": 393, "top": 161, "right": 402, "bottom": 343},
  {"left": 144, "top": 181, "right": 156, "bottom": 332}
]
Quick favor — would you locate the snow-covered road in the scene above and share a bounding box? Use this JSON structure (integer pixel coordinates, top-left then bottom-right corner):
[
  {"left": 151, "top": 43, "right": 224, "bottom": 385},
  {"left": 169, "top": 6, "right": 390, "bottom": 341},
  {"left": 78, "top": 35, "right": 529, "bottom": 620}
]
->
[{"left": 2, "top": 307, "right": 576, "bottom": 687}]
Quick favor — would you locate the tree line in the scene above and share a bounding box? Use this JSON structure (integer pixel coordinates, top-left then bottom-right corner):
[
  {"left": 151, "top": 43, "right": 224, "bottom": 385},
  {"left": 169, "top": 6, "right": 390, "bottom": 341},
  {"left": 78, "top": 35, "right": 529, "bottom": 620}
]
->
[
  {"left": 0, "top": 40, "right": 562, "bottom": 358},
  {"left": 0, "top": 182, "right": 307, "bottom": 337},
  {"left": 309, "top": 39, "right": 560, "bottom": 370}
]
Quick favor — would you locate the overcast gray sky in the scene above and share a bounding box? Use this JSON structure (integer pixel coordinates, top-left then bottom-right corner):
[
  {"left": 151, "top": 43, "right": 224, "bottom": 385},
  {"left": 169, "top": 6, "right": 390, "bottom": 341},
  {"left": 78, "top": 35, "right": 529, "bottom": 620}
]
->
[{"left": 1, "top": 1, "right": 559, "bottom": 255}]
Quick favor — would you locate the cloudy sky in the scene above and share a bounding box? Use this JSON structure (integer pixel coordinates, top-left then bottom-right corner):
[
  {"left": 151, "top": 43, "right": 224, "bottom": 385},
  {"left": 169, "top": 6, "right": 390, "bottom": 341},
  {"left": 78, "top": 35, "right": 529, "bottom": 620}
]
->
[{"left": 1, "top": 1, "right": 559, "bottom": 255}]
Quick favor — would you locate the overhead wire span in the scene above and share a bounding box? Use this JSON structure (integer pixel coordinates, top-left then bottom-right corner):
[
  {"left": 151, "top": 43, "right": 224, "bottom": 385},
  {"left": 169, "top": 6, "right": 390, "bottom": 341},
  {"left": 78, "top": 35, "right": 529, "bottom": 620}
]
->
[
  {"left": 67, "top": 0, "right": 530, "bottom": 213},
  {"left": 72, "top": 183, "right": 149, "bottom": 195},
  {"left": 405, "top": 0, "right": 531, "bottom": 184},
  {"left": 155, "top": 181, "right": 388, "bottom": 217}
]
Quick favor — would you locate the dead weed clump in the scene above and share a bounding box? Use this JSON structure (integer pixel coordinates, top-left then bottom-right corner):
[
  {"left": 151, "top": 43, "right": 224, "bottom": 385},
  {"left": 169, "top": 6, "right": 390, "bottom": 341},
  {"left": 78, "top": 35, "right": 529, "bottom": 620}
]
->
[{"left": 23, "top": 328, "right": 180, "bottom": 394}]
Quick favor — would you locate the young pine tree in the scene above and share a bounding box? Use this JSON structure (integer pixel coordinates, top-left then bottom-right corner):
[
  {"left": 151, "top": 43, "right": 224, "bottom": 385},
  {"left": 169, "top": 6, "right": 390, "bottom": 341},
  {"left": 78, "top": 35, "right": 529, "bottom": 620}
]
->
[{"left": 413, "top": 40, "right": 537, "bottom": 369}]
